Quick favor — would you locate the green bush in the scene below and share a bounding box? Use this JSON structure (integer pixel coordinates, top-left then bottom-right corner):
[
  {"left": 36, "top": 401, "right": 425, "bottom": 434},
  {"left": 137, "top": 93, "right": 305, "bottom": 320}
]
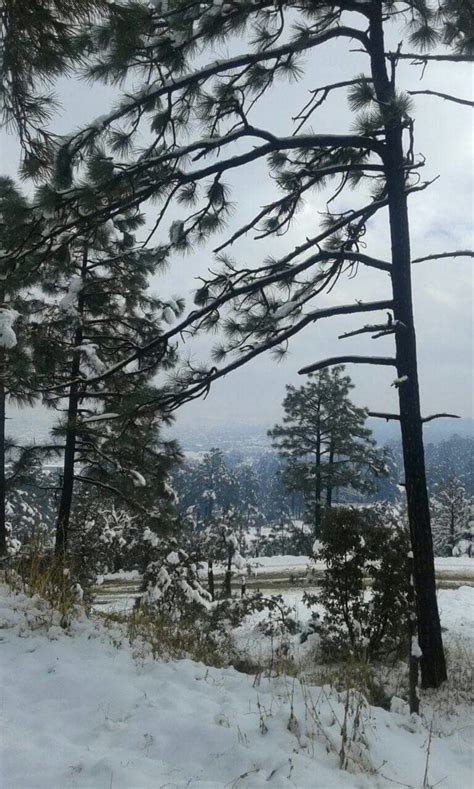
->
[{"left": 305, "top": 505, "right": 410, "bottom": 662}]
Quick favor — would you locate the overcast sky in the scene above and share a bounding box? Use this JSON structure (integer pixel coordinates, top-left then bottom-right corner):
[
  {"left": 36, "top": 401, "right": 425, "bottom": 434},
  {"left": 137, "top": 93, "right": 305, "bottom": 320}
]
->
[{"left": 1, "top": 22, "right": 472, "bottom": 433}]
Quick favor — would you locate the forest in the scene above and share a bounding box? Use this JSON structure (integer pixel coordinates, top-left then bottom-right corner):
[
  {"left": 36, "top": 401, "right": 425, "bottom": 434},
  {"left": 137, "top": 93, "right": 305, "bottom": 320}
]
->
[{"left": 0, "top": 1, "right": 472, "bottom": 787}]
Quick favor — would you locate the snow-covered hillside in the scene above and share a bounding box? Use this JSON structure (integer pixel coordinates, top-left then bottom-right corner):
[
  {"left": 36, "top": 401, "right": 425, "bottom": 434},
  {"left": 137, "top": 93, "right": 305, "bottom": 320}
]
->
[{"left": 1, "top": 586, "right": 473, "bottom": 788}]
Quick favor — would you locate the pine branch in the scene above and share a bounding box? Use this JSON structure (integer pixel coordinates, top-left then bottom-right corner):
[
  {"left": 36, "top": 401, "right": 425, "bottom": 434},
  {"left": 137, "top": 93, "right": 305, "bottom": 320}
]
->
[
  {"left": 130, "top": 300, "right": 394, "bottom": 415},
  {"left": 63, "top": 26, "right": 370, "bottom": 159},
  {"left": 73, "top": 475, "right": 148, "bottom": 513},
  {"left": 422, "top": 413, "right": 461, "bottom": 424},
  {"left": 298, "top": 356, "right": 396, "bottom": 375}
]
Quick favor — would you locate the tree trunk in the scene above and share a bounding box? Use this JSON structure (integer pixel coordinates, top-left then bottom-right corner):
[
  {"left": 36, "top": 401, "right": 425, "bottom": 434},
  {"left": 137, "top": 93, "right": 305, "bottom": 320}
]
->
[
  {"left": 54, "top": 244, "right": 88, "bottom": 556},
  {"left": 326, "top": 442, "right": 334, "bottom": 509},
  {"left": 368, "top": 3, "right": 446, "bottom": 688},
  {"left": 54, "top": 368, "right": 80, "bottom": 556},
  {"left": 0, "top": 354, "right": 7, "bottom": 557},
  {"left": 407, "top": 553, "right": 419, "bottom": 714},
  {"left": 223, "top": 552, "right": 232, "bottom": 598},
  {"left": 314, "top": 427, "right": 322, "bottom": 536}
]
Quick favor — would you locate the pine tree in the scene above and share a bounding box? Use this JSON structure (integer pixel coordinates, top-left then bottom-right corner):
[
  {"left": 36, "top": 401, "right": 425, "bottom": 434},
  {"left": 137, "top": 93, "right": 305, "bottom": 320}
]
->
[
  {"left": 269, "top": 367, "right": 386, "bottom": 535},
  {"left": 32, "top": 211, "right": 183, "bottom": 554}
]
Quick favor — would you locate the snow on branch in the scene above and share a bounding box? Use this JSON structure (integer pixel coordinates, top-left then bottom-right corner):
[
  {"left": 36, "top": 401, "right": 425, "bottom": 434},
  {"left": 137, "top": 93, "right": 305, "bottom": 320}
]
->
[
  {"left": 338, "top": 315, "right": 405, "bottom": 340},
  {"left": 0, "top": 308, "right": 19, "bottom": 349},
  {"left": 386, "top": 52, "right": 474, "bottom": 63},
  {"left": 81, "top": 413, "right": 120, "bottom": 424},
  {"left": 298, "top": 356, "right": 397, "bottom": 375},
  {"left": 73, "top": 476, "right": 149, "bottom": 514}
]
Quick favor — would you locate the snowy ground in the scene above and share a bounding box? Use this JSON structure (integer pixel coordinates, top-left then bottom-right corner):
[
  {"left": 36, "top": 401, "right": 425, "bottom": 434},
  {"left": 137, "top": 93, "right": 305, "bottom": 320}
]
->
[
  {"left": 102, "top": 556, "right": 474, "bottom": 583},
  {"left": 95, "top": 556, "right": 474, "bottom": 613},
  {"left": 1, "top": 585, "right": 473, "bottom": 788}
]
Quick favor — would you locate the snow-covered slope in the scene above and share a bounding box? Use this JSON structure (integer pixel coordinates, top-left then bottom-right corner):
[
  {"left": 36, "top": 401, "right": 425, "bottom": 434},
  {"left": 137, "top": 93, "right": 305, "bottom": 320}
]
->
[{"left": 0, "top": 586, "right": 473, "bottom": 788}]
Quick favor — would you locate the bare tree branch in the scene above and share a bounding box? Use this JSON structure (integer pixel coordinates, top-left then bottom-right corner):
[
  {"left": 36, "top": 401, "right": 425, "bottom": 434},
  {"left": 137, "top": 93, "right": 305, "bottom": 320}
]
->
[
  {"left": 422, "top": 413, "right": 461, "bottom": 424},
  {"left": 408, "top": 89, "right": 474, "bottom": 108},
  {"left": 298, "top": 356, "right": 397, "bottom": 375},
  {"left": 387, "top": 52, "right": 474, "bottom": 63},
  {"left": 368, "top": 411, "right": 461, "bottom": 423},
  {"left": 412, "top": 250, "right": 474, "bottom": 264},
  {"left": 338, "top": 321, "right": 395, "bottom": 339}
]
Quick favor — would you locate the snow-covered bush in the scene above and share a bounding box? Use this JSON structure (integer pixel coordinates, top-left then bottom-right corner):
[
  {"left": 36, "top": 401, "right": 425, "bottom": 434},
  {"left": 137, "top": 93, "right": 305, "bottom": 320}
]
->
[
  {"left": 306, "top": 505, "right": 410, "bottom": 662},
  {"left": 140, "top": 544, "right": 212, "bottom": 618},
  {"left": 452, "top": 502, "right": 474, "bottom": 557},
  {"left": 431, "top": 476, "right": 471, "bottom": 556}
]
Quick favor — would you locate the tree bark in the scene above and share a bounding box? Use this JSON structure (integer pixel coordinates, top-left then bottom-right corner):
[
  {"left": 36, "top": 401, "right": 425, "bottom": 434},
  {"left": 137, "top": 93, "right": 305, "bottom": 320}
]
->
[
  {"left": 368, "top": 2, "right": 446, "bottom": 688},
  {"left": 223, "top": 552, "right": 232, "bottom": 597},
  {"left": 54, "top": 244, "right": 88, "bottom": 556},
  {"left": 313, "top": 411, "right": 322, "bottom": 535},
  {"left": 326, "top": 442, "right": 334, "bottom": 509}
]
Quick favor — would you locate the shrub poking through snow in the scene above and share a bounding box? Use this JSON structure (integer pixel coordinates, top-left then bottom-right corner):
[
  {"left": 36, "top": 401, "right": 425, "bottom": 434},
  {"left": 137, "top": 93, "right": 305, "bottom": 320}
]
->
[
  {"left": 305, "top": 505, "right": 410, "bottom": 662},
  {"left": 140, "top": 543, "right": 212, "bottom": 619}
]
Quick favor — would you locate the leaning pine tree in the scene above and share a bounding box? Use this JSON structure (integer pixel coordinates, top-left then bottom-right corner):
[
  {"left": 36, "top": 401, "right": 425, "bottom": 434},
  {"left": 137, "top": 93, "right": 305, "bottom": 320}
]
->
[
  {"left": 269, "top": 367, "right": 386, "bottom": 535},
  {"left": 9, "top": 0, "right": 473, "bottom": 685}
]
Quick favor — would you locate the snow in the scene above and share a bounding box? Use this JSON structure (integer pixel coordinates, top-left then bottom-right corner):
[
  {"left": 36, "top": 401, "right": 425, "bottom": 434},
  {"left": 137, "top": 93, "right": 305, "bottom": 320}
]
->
[
  {"left": 161, "top": 305, "right": 175, "bottom": 324},
  {"left": 0, "top": 307, "right": 19, "bottom": 349},
  {"left": 78, "top": 343, "right": 106, "bottom": 373},
  {"left": 437, "top": 585, "right": 474, "bottom": 646},
  {"left": 130, "top": 469, "right": 147, "bottom": 487},
  {"left": 411, "top": 635, "right": 423, "bottom": 658},
  {"left": 1, "top": 586, "right": 473, "bottom": 788},
  {"left": 102, "top": 570, "right": 141, "bottom": 582},
  {"left": 59, "top": 276, "right": 83, "bottom": 314},
  {"left": 391, "top": 375, "right": 408, "bottom": 387},
  {"left": 82, "top": 412, "right": 120, "bottom": 424}
]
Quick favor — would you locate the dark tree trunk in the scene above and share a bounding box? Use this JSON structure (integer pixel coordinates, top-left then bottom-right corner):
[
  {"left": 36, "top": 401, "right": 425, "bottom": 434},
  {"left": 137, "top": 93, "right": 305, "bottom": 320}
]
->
[
  {"left": 54, "top": 368, "right": 80, "bottom": 556},
  {"left": 326, "top": 443, "right": 334, "bottom": 509},
  {"left": 407, "top": 553, "right": 419, "bottom": 714},
  {"left": 54, "top": 245, "right": 88, "bottom": 556},
  {"left": 314, "top": 428, "right": 322, "bottom": 536},
  {"left": 368, "top": 3, "right": 446, "bottom": 688},
  {"left": 223, "top": 552, "right": 232, "bottom": 597},
  {"left": 0, "top": 360, "right": 7, "bottom": 557}
]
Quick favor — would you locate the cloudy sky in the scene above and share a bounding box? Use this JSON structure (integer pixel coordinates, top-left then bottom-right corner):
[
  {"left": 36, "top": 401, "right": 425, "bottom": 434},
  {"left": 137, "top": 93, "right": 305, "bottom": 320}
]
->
[{"left": 1, "top": 18, "right": 472, "bottom": 433}]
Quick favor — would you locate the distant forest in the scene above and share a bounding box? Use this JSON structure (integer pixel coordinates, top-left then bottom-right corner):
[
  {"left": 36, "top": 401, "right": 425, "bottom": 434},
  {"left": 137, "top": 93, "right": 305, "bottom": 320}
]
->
[{"left": 172, "top": 434, "right": 474, "bottom": 525}]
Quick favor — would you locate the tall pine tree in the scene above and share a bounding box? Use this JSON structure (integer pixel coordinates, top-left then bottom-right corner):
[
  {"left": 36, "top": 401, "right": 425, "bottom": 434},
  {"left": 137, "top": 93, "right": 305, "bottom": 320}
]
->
[{"left": 269, "top": 367, "right": 386, "bottom": 534}]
